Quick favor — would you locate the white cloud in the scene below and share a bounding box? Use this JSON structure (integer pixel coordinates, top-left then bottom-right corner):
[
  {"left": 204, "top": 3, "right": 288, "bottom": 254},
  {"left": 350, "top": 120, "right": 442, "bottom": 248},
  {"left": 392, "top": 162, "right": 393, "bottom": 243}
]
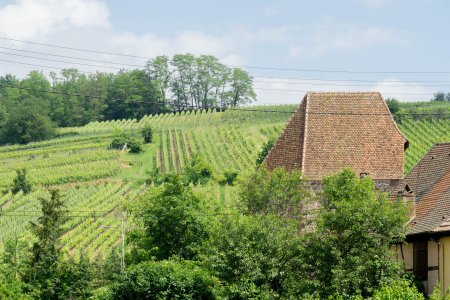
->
[
  {"left": 357, "top": 0, "right": 404, "bottom": 8},
  {"left": 252, "top": 77, "right": 434, "bottom": 104},
  {"left": 0, "top": 0, "right": 249, "bottom": 77},
  {"left": 371, "top": 78, "right": 434, "bottom": 102},
  {"left": 289, "top": 22, "right": 409, "bottom": 57},
  {"left": 0, "top": 0, "right": 110, "bottom": 40}
]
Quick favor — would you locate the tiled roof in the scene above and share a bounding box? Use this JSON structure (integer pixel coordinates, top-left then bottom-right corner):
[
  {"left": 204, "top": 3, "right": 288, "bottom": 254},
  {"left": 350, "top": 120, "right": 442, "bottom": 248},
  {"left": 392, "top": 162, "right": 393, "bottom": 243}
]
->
[
  {"left": 405, "top": 143, "right": 450, "bottom": 235},
  {"left": 265, "top": 92, "right": 408, "bottom": 180}
]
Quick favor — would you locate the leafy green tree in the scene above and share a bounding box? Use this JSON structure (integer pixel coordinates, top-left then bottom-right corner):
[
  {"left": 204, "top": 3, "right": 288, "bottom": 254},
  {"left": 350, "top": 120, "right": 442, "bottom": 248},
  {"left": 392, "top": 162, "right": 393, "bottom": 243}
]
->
[
  {"left": 200, "top": 215, "right": 303, "bottom": 299},
  {"left": 225, "top": 67, "right": 256, "bottom": 107},
  {"left": 255, "top": 138, "right": 275, "bottom": 166},
  {"left": 111, "top": 260, "right": 220, "bottom": 300},
  {"left": 146, "top": 55, "right": 171, "bottom": 104},
  {"left": 0, "top": 102, "right": 55, "bottom": 145},
  {"left": 0, "top": 234, "right": 31, "bottom": 300},
  {"left": 130, "top": 176, "right": 208, "bottom": 261},
  {"left": 25, "top": 190, "right": 68, "bottom": 299},
  {"left": 240, "top": 165, "right": 309, "bottom": 226},
  {"left": 140, "top": 125, "right": 153, "bottom": 144},
  {"left": 12, "top": 169, "right": 32, "bottom": 195},
  {"left": 110, "top": 130, "right": 142, "bottom": 153},
  {"left": 170, "top": 54, "right": 197, "bottom": 110},
  {"left": 0, "top": 103, "right": 8, "bottom": 130},
  {"left": 105, "top": 70, "right": 160, "bottom": 120},
  {"left": 183, "top": 154, "right": 212, "bottom": 185},
  {"left": 298, "top": 169, "right": 407, "bottom": 298},
  {"left": 372, "top": 278, "right": 424, "bottom": 300},
  {"left": 217, "top": 170, "right": 239, "bottom": 186},
  {"left": 433, "top": 92, "right": 446, "bottom": 101},
  {"left": 386, "top": 98, "right": 400, "bottom": 114}
]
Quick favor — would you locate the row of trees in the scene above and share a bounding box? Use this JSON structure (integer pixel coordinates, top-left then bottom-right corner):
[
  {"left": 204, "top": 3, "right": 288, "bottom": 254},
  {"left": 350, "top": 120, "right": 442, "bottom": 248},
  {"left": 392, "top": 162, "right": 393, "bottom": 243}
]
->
[
  {"left": 1, "top": 163, "right": 431, "bottom": 299},
  {"left": 0, "top": 54, "right": 256, "bottom": 145},
  {"left": 433, "top": 92, "right": 450, "bottom": 102}
]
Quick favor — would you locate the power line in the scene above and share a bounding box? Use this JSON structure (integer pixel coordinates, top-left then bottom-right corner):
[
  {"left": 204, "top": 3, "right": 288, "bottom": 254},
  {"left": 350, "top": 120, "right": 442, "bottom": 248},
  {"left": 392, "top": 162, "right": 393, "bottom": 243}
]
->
[
  {"left": 3, "top": 45, "right": 450, "bottom": 85},
  {"left": 2, "top": 35, "right": 450, "bottom": 74},
  {"left": 0, "top": 58, "right": 95, "bottom": 74},
  {"left": 1, "top": 82, "right": 449, "bottom": 116},
  {"left": 253, "top": 87, "right": 434, "bottom": 96},
  {"left": 0, "top": 51, "right": 124, "bottom": 70},
  {"left": 2, "top": 50, "right": 448, "bottom": 87},
  {"left": 253, "top": 79, "right": 450, "bottom": 88},
  {"left": 0, "top": 46, "right": 143, "bottom": 68},
  {"left": 0, "top": 36, "right": 150, "bottom": 60}
]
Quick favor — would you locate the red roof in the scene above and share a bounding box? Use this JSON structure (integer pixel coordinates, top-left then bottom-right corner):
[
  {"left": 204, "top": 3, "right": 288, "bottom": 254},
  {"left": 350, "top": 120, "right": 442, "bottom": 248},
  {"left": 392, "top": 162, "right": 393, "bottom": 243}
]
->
[
  {"left": 405, "top": 143, "right": 450, "bottom": 235},
  {"left": 265, "top": 92, "right": 408, "bottom": 180}
]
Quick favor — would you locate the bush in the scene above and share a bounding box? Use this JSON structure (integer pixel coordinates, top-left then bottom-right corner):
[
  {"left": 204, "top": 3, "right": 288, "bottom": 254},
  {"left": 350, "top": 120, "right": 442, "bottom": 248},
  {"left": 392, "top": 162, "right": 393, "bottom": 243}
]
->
[
  {"left": 131, "top": 176, "right": 208, "bottom": 260},
  {"left": 127, "top": 139, "right": 143, "bottom": 153},
  {"left": 199, "top": 215, "right": 303, "bottom": 299},
  {"left": 240, "top": 165, "right": 308, "bottom": 224},
  {"left": 145, "top": 168, "right": 174, "bottom": 186},
  {"left": 218, "top": 170, "right": 238, "bottom": 186},
  {"left": 12, "top": 169, "right": 31, "bottom": 195},
  {"left": 372, "top": 278, "right": 424, "bottom": 300},
  {"left": 183, "top": 154, "right": 212, "bottom": 185},
  {"left": 0, "top": 104, "right": 55, "bottom": 145},
  {"left": 110, "top": 131, "right": 142, "bottom": 153},
  {"left": 112, "top": 260, "right": 220, "bottom": 300},
  {"left": 256, "top": 138, "right": 275, "bottom": 166},
  {"left": 140, "top": 125, "right": 153, "bottom": 144}
]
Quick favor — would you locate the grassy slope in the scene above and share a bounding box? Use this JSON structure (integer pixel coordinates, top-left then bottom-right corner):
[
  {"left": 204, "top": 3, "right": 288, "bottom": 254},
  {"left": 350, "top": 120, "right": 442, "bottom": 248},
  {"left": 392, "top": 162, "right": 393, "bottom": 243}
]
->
[{"left": 0, "top": 102, "right": 449, "bottom": 256}]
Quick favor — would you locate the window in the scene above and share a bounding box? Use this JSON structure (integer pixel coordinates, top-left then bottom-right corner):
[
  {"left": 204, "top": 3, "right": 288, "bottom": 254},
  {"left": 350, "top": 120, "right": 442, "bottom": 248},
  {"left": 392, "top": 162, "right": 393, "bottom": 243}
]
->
[{"left": 413, "top": 240, "right": 428, "bottom": 280}]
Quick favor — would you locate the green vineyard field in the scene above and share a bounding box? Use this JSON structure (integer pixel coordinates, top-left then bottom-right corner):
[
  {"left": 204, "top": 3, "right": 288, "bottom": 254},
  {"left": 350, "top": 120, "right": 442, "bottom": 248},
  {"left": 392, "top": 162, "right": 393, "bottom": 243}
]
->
[{"left": 0, "top": 105, "right": 449, "bottom": 256}]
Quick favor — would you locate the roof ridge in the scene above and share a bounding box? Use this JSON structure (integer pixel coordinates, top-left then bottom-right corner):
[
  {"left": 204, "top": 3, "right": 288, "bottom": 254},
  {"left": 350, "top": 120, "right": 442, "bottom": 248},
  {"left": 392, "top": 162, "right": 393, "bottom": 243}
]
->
[
  {"left": 301, "top": 93, "right": 310, "bottom": 174},
  {"left": 306, "top": 91, "right": 381, "bottom": 94}
]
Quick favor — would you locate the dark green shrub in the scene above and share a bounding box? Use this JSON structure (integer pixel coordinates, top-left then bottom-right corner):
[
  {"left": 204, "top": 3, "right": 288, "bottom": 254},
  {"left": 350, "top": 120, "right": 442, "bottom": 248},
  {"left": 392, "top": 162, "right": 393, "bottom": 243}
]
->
[
  {"left": 256, "top": 138, "right": 275, "bottom": 166},
  {"left": 12, "top": 169, "right": 31, "bottom": 195},
  {"left": 127, "top": 139, "right": 143, "bottom": 153},
  {"left": 183, "top": 154, "right": 212, "bottom": 185},
  {"left": 145, "top": 168, "right": 174, "bottom": 186},
  {"left": 372, "top": 278, "right": 424, "bottom": 300},
  {"left": 111, "top": 260, "right": 220, "bottom": 300},
  {"left": 110, "top": 131, "right": 142, "bottom": 153},
  {"left": 140, "top": 125, "right": 153, "bottom": 144},
  {"left": 218, "top": 170, "right": 238, "bottom": 186},
  {"left": 130, "top": 176, "right": 208, "bottom": 260}
]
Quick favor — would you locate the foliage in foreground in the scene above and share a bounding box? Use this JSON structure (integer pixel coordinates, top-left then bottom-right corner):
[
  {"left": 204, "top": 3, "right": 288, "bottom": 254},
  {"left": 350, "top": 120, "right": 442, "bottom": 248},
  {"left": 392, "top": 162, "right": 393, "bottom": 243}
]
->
[
  {"left": 12, "top": 169, "right": 32, "bottom": 195},
  {"left": 200, "top": 214, "right": 304, "bottom": 299},
  {"left": 298, "top": 169, "right": 408, "bottom": 298},
  {"left": 255, "top": 138, "right": 275, "bottom": 166},
  {"left": 128, "top": 175, "right": 208, "bottom": 262},
  {"left": 372, "top": 278, "right": 425, "bottom": 300},
  {"left": 111, "top": 260, "right": 220, "bottom": 300},
  {"left": 240, "top": 165, "right": 309, "bottom": 226}
]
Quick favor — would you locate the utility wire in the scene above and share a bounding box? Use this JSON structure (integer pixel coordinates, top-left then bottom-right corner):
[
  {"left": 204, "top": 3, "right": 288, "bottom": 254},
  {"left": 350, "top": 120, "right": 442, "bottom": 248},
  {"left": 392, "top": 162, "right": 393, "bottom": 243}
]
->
[
  {"left": 1, "top": 48, "right": 449, "bottom": 88},
  {"left": 3, "top": 45, "right": 450, "bottom": 84},
  {"left": 1, "top": 82, "right": 449, "bottom": 116},
  {"left": 0, "top": 81, "right": 436, "bottom": 104},
  {"left": 0, "top": 46, "right": 143, "bottom": 68},
  {"left": 0, "top": 51, "right": 124, "bottom": 70},
  {"left": 2, "top": 35, "right": 450, "bottom": 74},
  {"left": 2, "top": 50, "right": 449, "bottom": 88}
]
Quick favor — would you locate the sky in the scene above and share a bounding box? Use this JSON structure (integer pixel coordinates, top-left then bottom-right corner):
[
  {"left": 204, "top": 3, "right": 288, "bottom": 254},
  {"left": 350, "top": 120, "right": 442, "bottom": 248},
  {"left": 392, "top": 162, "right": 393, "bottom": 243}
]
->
[{"left": 0, "top": 0, "right": 449, "bottom": 103}]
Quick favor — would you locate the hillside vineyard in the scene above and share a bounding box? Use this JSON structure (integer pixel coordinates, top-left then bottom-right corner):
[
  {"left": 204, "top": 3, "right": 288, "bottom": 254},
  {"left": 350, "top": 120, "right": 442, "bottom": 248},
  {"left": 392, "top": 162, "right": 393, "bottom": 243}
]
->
[{"left": 0, "top": 106, "right": 449, "bottom": 256}]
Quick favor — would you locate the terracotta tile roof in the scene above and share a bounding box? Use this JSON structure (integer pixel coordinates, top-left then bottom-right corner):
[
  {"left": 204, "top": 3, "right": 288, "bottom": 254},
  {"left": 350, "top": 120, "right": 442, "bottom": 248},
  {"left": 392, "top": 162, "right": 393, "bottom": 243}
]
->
[
  {"left": 405, "top": 143, "right": 450, "bottom": 235},
  {"left": 265, "top": 92, "right": 408, "bottom": 180}
]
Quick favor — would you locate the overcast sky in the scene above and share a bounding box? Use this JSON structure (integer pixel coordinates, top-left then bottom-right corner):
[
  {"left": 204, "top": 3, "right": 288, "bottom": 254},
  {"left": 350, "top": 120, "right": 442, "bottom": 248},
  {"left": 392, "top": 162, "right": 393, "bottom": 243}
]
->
[{"left": 0, "top": 0, "right": 448, "bottom": 103}]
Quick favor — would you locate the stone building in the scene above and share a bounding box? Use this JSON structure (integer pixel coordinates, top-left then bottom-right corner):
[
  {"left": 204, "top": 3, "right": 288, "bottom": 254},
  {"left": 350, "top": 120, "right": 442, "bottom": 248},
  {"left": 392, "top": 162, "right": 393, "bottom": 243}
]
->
[
  {"left": 394, "top": 143, "right": 450, "bottom": 295},
  {"left": 264, "top": 92, "right": 409, "bottom": 189}
]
